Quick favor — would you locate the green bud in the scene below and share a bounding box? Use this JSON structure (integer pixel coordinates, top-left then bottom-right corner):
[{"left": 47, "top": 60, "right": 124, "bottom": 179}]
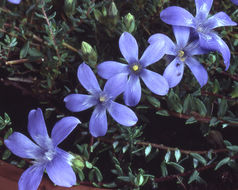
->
[
  {"left": 102, "top": 6, "right": 107, "bottom": 17},
  {"left": 123, "top": 13, "right": 136, "bottom": 33},
  {"left": 108, "top": 2, "right": 118, "bottom": 17},
  {"left": 94, "top": 9, "right": 102, "bottom": 22},
  {"left": 64, "top": 0, "right": 76, "bottom": 17},
  {"left": 81, "top": 41, "right": 97, "bottom": 66},
  {"left": 71, "top": 154, "right": 85, "bottom": 170}
]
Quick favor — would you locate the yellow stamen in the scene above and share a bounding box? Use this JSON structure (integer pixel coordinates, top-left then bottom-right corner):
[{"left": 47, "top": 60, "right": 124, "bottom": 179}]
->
[
  {"left": 178, "top": 50, "right": 184, "bottom": 58},
  {"left": 132, "top": 65, "right": 139, "bottom": 71},
  {"left": 99, "top": 96, "right": 105, "bottom": 102}
]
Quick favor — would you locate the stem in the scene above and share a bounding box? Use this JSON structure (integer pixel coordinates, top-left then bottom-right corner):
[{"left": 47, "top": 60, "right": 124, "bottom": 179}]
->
[
  {"left": 40, "top": 1, "right": 61, "bottom": 65},
  {"left": 99, "top": 137, "right": 228, "bottom": 155}
]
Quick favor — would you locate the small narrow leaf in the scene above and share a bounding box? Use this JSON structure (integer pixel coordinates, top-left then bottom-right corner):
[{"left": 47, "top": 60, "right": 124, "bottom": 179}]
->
[
  {"left": 190, "top": 153, "right": 207, "bottom": 166},
  {"left": 175, "top": 149, "right": 181, "bottom": 162},
  {"left": 164, "top": 150, "right": 171, "bottom": 163},
  {"left": 156, "top": 110, "right": 169, "bottom": 116},
  {"left": 188, "top": 170, "right": 199, "bottom": 184},
  {"left": 215, "top": 157, "right": 230, "bottom": 170},
  {"left": 145, "top": 144, "right": 152, "bottom": 157},
  {"left": 167, "top": 162, "right": 184, "bottom": 173}
]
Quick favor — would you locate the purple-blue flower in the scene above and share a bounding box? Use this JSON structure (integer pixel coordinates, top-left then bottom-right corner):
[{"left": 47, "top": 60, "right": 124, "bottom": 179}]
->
[
  {"left": 7, "top": 0, "right": 21, "bottom": 4},
  {"left": 160, "top": 0, "right": 237, "bottom": 70},
  {"left": 64, "top": 63, "right": 138, "bottom": 137},
  {"left": 231, "top": 0, "right": 238, "bottom": 5},
  {"left": 97, "top": 32, "right": 169, "bottom": 107},
  {"left": 4, "top": 108, "right": 80, "bottom": 190},
  {"left": 149, "top": 26, "right": 208, "bottom": 88}
]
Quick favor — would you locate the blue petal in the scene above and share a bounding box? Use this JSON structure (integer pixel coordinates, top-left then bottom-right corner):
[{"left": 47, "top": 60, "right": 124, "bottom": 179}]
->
[
  {"left": 163, "top": 58, "right": 185, "bottom": 88},
  {"left": 107, "top": 101, "right": 138, "bottom": 126},
  {"left": 119, "top": 32, "right": 138, "bottom": 64},
  {"left": 195, "top": 0, "right": 213, "bottom": 19},
  {"left": 185, "top": 40, "right": 208, "bottom": 55},
  {"left": 7, "top": 0, "right": 21, "bottom": 4},
  {"left": 141, "top": 69, "right": 169, "bottom": 95},
  {"left": 27, "top": 108, "right": 49, "bottom": 146},
  {"left": 89, "top": 106, "right": 107, "bottom": 137},
  {"left": 199, "top": 33, "right": 230, "bottom": 70},
  {"left": 160, "top": 6, "right": 195, "bottom": 27},
  {"left": 103, "top": 73, "right": 128, "bottom": 99},
  {"left": 97, "top": 61, "right": 129, "bottom": 79},
  {"left": 46, "top": 152, "right": 76, "bottom": 187},
  {"left": 64, "top": 94, "right": 97, "bottom": 112},
  {"left": 148, "top": 33, "right": 176, "bottom": 55},
  {"left": 206, "top": 12, "right": 237, "bottom": 29},
  {"left": 186, "top": 57, "right": 208, "bottom": 87},
  {"left": 140, "top": 41, "right": 166, "bottom": 67},
  {"left": 231, "top": 0, "right": 238, "bottom": 5},
  {"left": 18, "top": 165, "right": 44, "bottom": 190},
  {"left": 173, "top": 26, "right": 190, "bottom": 48},
  {"left": 77, "top": 63, "right": 101, "bottom": 93},
  {"left": 124, "top": 75, "right": 141, "bottom": 106},
  {"left": 4, "top": 132, "right": 42, "bottom": 159},
  {"left": 51, "top": 117, "right": 80, "bottom": 147}
]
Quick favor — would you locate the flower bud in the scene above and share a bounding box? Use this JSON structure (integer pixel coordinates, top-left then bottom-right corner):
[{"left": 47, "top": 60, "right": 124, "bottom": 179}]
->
[
  {"left": 81, "top": 41, "right": 97, "bottom": 66},
  {"left": 71, "top": 154, "right": 85, "bottom": 170},
  {"left": 64, "top": 0, "right": 76, "bottom": 17},
  {"left": 123, "top": 13, "right": 136, "bottom": 33},
  {"left": 108, "top": 2, "right": 118, "bottom": 17}
]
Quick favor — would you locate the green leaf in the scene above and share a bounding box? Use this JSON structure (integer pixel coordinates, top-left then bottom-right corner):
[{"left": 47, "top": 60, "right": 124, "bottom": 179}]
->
[
  {"left": 167, "top": 162, "right": 184, "bottom": 173},
  {"left": 185, "top": 117, "right": 197, "bottom": 125},
  {"left": 188, "top": 170, "right": 199, "bottom": 184},
  {"left": 183, "top": 94, "right": 193, "bottom": 113},
  {"left": 156, "top": 110, "right": 169, "bottom": 116},
  {"left": 215, "top": 157, "right": 230, "bottom": 170},
  {"left": 227, "top": 145, "right": 238, "bottom": 152},
  {"left": 145, "top": 144, "right": 152, "bottom": 157},
  {"left": 218, "top": 99, "right": 228, "bottom": 117},
  {"left": 117, "top": 176, "right": 130, "bottom": 182},
  {"left": 134, "top": 174, "right": 144, "bottom": 186},
  {"left": 113, "top": 141, "right": 119, "bottom": 149},
  {"left": 168, "top": 90, "right": 183, "bottom": 113},
  {"left": 93, "top": 167, "right": 103, "bottom": 182},
  {"left": 209, "top": 117, "right": 220, "bottom": 127},
  {"left": 2, "top": 150, "right": 11, "bottom": 160},
  {"left": 160, "top": 161, "right": 168, "bottom": 177},
  {"left": 164, "top": 150, "right": 171, "bottom": 163},
  {"left": 4, "top": 128, "right": 13, "bottom": 140},
  {"left": 78, "top": 168, "right": 85, "bottom": 181},
  {"left": 28, "top": 48, "right": 43, "bottom": 57},
  {"left": 195, "top": 98, "right": 207, "bottom": 116},
  {"left": 85, "top": 161, "right": 93, "bottom": 169},
  {"left": 146, "top": 96, "right": 160, "bottom": 108},
  {"left": 190, "top": 153, "right": 207, "bottom": 165},
  {"left": 20, "top": 41, "right": 30, "bottom": 59},
  {"left": 175, "top": 149, "right": 181, "bottom": 162},
  {"left": 122, "top": 144, "right": 129, "bottom": 153}
]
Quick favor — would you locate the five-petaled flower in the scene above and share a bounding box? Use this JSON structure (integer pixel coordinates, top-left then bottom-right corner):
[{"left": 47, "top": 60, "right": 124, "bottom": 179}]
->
[
  {"left": 149, "top": 26, "right": 208, "bottom": 88},
  {"left": 160, "top": 0, "right": 237, "bottom": 70},
  {"left": 231, "top": 0, "right": 238, "bottom": 5},
  {"left": 4, "top": 108, "right": 80, "bottom": 190},
  {"left": 7, "top": 0, "right": 21, "bottom": 4},
  {"left": 97, "top": 32, "right": 169, "bottom": 107},
  {"left": 64, "top": 63, "right": 138, "bottom": 137}
]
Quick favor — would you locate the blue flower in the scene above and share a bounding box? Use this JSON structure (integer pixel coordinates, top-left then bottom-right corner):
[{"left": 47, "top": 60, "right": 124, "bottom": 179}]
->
[
  {"left": 64, "top": 63, "right": 138, "bottom": 137},
  {"left": 7, "top": 0, "right": 21, "bottom": 4},
  {"left": 149, "top": 26, "right": 208, "bottom": 88},
  {"left": 97, "top": 32, "right": 169, "bottom": 106},
  {"left": 160, "top": 0, "right": 237, "bottom": 70},
  {"left": 231, "top": 0, "right": 238, "bottom": 5},
  {"left": 4, "top": 108, "right": 80, "bottom": 190}
]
